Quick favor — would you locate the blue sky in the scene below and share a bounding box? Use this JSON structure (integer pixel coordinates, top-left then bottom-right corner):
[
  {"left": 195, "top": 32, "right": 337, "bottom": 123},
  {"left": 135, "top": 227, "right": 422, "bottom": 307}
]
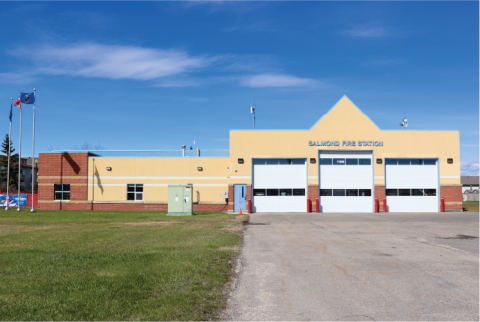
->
[{"left": 0, "top": 1, "right": 478, "bottom": 175}]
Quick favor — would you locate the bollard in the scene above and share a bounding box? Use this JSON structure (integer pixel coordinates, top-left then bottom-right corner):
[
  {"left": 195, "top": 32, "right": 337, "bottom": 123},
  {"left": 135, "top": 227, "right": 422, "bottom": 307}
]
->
[
  {"left": 440, "top": 197, "right": 445, "bottom": 212},
  {"left": 383, "top": 197, "right": 387, "bottom": 213},
  {"left": 307, "top": 198, "right": 311, "bottom": 213},
  {"left": 316, "top": 197, "right": 319, "bottom": 213},
  {"left": 375, "top": 198, "right": 379, "bottom": 213},
  {"left": 247, "top": 199, "right": 252, "bottom": 214}
]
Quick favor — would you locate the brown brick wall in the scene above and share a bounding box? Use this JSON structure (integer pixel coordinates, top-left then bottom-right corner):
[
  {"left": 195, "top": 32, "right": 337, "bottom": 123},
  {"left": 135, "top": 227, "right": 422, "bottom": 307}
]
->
[
  {"left": 308, "top": 186, "right": 318, "bottom": 212},
  {"left": 38, "top": 152, "right": 89, "bottom": 209},
  {"left": 39, "top": 202, "right": 229, "bottom": 212},
  {"left": 440, "top": 186, "right": 463, "bottom": 210}
]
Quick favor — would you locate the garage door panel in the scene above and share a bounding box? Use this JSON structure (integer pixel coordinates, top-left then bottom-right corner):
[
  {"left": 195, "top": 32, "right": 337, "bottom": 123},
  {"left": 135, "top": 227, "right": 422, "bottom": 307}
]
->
[
  {"left": 385, "top": 159, "right": 439, "bottom": 212},
  {"left": 387, "top": 196, "right": 438, "bottom": 212},
  {"left": 320, "top": 166, "right": 372, "bottom": 189},
  {"left": 319, "top": 151, "right": 373, "bottom": 212},
  {"left": 320, "top": 197, "right": 372, "bottom": 213},
  {"left": 254, "top": 165, "right": 306, "bottom": 189},
  {"left": 386, "top": 165, "right": 437, "bottom": 189},
  {"left": 253, "top": 196, "right": 306, "bottom": 213}
]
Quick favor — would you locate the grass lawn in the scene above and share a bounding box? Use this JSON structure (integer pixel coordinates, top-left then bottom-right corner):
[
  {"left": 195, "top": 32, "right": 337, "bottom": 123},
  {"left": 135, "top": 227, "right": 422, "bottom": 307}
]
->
[
  {"left": 463, "top": 201, "right": 479, "bottom": 212},
  {"left": 0, "top": 210, "right": 247, "bottom": 321}
]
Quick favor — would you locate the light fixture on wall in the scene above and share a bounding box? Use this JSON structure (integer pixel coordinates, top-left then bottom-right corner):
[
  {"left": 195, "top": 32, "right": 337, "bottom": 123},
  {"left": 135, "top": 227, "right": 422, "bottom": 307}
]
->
[
  {"left": 106, "top": 167, "right": 112, "bottom": 171},
  {"left": 376, "top": 159, "right": 382, "bottom": 164},
  {"left": 238, "top": 158, "right": 244, "bottom": 164},
  {"left": 310, "top": 158, "right": 316, "bottom": 164},
  {"left": 197, "top": 167, "right": 203, "bottom": 171},
  {"left": 447, "top": 158, "right": 453, "bottom": 164}
]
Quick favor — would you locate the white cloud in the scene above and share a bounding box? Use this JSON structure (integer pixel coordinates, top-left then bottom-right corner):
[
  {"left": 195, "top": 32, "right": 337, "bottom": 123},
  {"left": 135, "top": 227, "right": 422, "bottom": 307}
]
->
[
  {"left": 0, "top": 72, "right": 37, "bottom": 84},
  {"left": 343, "top": 25, "right": 387, "bottom": 38},
  {"left": 240, "top": 73, "right": 320, "bottom": 88},
  {"left": 9, "top": 43, "right": 215, "bottom": 81},
  {"left": 461, "top": 161, "right": 479, "bottom": 176}
]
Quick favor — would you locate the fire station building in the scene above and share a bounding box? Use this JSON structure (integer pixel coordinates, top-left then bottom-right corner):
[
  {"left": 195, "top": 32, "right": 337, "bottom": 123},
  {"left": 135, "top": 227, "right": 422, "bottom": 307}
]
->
[{"left": 38, "top": 96, "right": 462, "bottom": 212}]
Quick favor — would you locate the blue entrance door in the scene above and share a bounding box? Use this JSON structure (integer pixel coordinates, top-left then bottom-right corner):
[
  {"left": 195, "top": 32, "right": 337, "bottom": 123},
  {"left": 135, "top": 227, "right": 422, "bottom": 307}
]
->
[{"left": 234, "top": 184, "right": 247, "bottom": 212}]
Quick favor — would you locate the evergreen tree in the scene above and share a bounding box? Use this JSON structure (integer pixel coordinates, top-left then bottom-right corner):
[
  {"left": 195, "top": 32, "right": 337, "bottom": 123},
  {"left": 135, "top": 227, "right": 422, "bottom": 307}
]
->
[{"left": 0, "top": 134, "right": 22, "bottom": 191}]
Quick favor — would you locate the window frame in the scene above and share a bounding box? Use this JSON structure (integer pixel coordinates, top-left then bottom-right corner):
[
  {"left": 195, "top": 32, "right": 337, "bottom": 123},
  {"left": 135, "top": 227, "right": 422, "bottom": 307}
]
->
[
  {"left": 127, "top": 184, "right": 144, "bottom": 201},
  {"left": 54, "top": 184, "right": 70, "bottom": 200}
]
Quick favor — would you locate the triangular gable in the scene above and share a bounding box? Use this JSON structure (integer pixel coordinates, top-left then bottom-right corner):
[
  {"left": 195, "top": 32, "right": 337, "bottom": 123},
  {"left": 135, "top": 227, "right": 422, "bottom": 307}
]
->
[{"left": 310, "top": 96, "right": 380, "bottom": 135}]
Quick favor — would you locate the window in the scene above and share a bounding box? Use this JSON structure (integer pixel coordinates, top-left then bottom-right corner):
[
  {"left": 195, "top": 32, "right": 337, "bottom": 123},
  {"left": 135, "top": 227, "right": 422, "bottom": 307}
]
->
[
  {"left": 253, "top": 158, "right": 306, "bottom": 165},
  {"left": 291, "top": 159, "right": 305, "bottom": 165},
  {"left": 127, "top": 184, "right": 143, "bottom": 201},
  {"left": 386, "top": 189, "right": 398, "bottom": 196},
  {"left": 266, "top": 189, "right": 279, "bottom": 196},
  {"left": 54, "top": 184, "right": 70, "bottom": 200},
  {"left": 266, "top": 159, "right": 279, "bottom": 165},
  {"left": 293, "top": 189, "right": 305, "bottom": 196},
  {"left": 359, "top": 159, "right": 371, "bottom": 165},
  {"left": 411, "top": 189, "right": 424, "bottom": 196},
  {"left": 333, "top": 158, "right": 345, "bottom": 165},
  {"left": 255, "top": 188, "right": 305, "bottom": 196},
  {"left": 387, "top": 188, "right": 436, "bottom": 196},
  {"left": 346, "top": 159, "right": 358, "bottom": 165},
  {"left": 320, "top": 158, "right": 332, "bottom": 165},
  {"left": 346, "top": 189, "right": 358, "bottom": 196},
  {"left": 320, "top": 189, "right": 332, "bottom": 196},
  {"left": 387, "top": 158, "right": 437, "bottom": 166},
  {"left": 253, "top": 159, "right": 266, "bottom": 165},
  {"left": 333, "top": 189, "right": 346, "bottom": 196},
  {"left": 359, "top": 189, "right": 372, "bottom": 196}
]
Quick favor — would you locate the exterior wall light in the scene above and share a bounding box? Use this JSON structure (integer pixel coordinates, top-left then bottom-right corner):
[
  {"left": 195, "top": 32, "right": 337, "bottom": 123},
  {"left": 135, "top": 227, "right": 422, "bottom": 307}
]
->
[
  {"left": 310, "top": 158, "right": 316, "bottom": 164},
  {"left": 197, "top": 167, "right": 203, "bottom": 171},
  {"left": 376, "top": 159, "right": 382, "bottom": 164},
  {"left": 447, "top": 158, "right": 453, "bottom": 164},
  {"left": 238, "top": 158, "right": 244, "bottom": 164},
  {"left": 106, "top": 167, "right": 112, "bottom": 171}
]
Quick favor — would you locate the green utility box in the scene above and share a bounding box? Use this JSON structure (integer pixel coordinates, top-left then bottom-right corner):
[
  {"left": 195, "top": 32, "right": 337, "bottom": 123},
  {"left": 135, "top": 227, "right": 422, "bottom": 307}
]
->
[{"left": 167, "top": 184, "right": 193, "bottom": 216}]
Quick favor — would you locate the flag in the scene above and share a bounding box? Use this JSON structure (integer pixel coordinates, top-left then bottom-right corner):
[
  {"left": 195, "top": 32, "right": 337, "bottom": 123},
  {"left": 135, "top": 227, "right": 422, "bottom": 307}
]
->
[
  {"left": 14, "top": 99, "right": 21, "bottom": 109},
  {"left": 20, "top": 92, "right": 34, "bottom": 104},
  {"left": 9, "top": 102, "right": 12, "bottom": 122}
]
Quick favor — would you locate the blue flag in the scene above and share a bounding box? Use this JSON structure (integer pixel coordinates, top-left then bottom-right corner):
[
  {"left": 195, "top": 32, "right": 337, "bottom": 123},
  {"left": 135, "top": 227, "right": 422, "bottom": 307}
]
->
[
  {"left": 9, "top": 102, "right": 12, "bottom": 122},
  {"left": 20, "top": 92, "right": 35, "bottom": 104}
]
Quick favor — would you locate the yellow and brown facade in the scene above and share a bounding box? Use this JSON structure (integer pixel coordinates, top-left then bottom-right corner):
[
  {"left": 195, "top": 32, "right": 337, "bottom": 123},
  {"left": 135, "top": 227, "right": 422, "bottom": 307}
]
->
[{"left": 38, "top": 96, "right": 462, "bottom": 212}]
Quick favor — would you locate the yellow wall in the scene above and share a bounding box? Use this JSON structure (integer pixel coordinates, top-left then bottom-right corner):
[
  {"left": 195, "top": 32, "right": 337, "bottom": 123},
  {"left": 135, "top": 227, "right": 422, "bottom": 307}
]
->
[
  {"left": 229, "top": 96, "right": 460, "bottom": 187},
  {"left": 88, "top": 96, "right": 460, "bottom": 203},
  {"left": 88, "top": 157, "right": 230, "bottom": 203}
]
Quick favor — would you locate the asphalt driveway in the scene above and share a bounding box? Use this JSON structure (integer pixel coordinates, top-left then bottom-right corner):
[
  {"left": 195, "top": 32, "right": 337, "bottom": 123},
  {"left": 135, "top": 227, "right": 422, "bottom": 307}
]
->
[{"left": 223, "top": 212, "right": 479, "bottom": 321}]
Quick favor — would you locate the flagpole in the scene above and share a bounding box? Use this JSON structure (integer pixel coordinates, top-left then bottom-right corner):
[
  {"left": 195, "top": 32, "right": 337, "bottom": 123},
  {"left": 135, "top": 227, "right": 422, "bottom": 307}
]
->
[
  {"left": 31, "top": 88, "right": 36, "bottom": 213},
  {"left": 6, "top": 98, "right": 12, "bottom": 210},
  {"left": 17, "top": 106, "right": 22, "bottom": 212}
]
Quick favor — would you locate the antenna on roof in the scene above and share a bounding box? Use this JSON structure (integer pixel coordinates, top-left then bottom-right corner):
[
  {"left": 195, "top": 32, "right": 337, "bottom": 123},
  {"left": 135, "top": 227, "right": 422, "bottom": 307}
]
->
[{"left": 251, "top": 99, "right": 255, "bottom": 129}]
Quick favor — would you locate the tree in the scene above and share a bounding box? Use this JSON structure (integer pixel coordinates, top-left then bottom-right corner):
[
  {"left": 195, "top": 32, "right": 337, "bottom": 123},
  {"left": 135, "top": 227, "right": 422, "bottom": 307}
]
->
[
  {"left": 73, "top": 141, "right": 107, "bottom": 150},
  {"left": 0, "top": 134, "right": 23, "bottom": 192}
]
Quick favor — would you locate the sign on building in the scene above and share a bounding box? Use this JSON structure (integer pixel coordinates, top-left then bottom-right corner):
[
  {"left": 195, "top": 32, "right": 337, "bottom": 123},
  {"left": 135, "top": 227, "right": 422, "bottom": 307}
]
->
[{"left": 0, "top": 194, "right": 28, "bottom": 207}]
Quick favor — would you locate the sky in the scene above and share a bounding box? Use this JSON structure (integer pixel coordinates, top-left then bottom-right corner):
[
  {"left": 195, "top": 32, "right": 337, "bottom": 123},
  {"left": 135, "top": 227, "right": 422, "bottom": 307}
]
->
[{"left": 0, "top": 1, "right": 478, "bottom": 175}]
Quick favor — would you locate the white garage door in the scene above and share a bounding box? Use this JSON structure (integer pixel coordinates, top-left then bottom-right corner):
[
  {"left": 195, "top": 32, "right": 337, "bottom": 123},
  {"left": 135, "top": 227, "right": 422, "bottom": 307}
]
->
[
  {"left": 252, "top": 158, "right": 307, "bottom": 213},
  {"left": 385, "top": 158, "right": 439, "bottom": 212},
  {"left": 319, "top": 151, "right": 373, "bottom": 213}
]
